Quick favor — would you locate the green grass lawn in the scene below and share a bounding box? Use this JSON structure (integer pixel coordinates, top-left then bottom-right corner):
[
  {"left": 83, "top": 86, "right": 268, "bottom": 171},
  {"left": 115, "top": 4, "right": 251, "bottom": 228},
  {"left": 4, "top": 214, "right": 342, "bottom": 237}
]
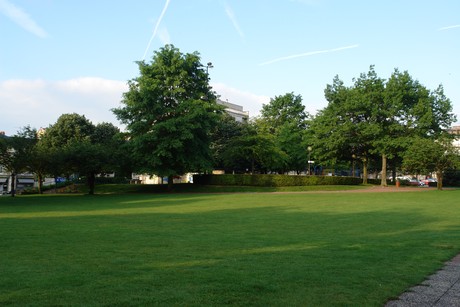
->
[{"left": 1, "top": 188, "right": 459, "bottom": 306}]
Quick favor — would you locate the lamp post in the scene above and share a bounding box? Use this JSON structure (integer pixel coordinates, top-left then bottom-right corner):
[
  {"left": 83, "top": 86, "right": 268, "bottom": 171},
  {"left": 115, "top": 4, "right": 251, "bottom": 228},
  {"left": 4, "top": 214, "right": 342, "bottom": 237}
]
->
[
  {"left": 352, "top": 154, "right": 356, "bottom": 177},
  {"left": 206, "top": 62, "right": 213, "bottom": 75},
  {"left": 307, "top": 146, "right": 312, "bottom": 175}
]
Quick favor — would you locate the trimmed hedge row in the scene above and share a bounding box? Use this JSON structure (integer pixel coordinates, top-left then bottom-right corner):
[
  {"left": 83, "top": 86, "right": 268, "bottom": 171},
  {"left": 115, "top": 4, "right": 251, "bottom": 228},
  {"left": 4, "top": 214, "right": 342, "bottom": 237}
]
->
[{"left": 193, "top": 174, "right": 362, "bottom": 187}]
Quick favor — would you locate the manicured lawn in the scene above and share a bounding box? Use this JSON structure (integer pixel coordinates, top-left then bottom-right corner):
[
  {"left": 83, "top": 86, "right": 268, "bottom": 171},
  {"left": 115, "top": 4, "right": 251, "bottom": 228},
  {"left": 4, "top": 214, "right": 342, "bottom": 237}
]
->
[{"left": 1, "top": 189, "right": 459, "bottom": 306}]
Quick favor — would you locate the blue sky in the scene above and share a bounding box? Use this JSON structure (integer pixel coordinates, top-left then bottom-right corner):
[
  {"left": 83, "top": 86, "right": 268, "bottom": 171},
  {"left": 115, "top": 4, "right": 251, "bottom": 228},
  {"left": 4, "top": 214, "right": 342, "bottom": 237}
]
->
[{"left": 1, "top": 0, "right": 459, "bottom": 135}]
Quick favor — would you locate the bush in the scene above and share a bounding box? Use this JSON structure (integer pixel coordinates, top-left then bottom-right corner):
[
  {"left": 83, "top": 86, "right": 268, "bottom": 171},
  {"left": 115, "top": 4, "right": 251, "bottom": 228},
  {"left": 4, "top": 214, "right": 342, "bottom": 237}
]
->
[
  {"left": 366, "top": 179, "right": 392, "bottom": 185},
  {"left": 193, "top": 174, "right": 362, "bottom": 187},
  {"left": 444, "top": 169, "right": 460, "bottom": 187}
]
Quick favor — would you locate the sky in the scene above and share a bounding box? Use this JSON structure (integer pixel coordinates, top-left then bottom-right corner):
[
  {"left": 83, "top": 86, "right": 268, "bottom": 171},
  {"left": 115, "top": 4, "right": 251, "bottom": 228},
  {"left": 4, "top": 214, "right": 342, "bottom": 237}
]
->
[{"left": 1, "top": 0, "right": 459, "bottom": 135}]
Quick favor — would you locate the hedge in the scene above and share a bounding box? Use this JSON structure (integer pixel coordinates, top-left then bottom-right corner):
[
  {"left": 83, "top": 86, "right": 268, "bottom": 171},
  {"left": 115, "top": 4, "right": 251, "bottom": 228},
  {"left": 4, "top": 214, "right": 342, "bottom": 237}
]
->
[{"left": 193, "top": 174, "right": 362, "bottom": 187}]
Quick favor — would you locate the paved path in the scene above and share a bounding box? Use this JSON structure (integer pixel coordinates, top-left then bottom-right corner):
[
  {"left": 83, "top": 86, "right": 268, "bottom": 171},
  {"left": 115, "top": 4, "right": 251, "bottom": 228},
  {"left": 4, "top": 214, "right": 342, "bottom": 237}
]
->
[{"left": 385, "top": 254, "right": 460, "bottom": 306}]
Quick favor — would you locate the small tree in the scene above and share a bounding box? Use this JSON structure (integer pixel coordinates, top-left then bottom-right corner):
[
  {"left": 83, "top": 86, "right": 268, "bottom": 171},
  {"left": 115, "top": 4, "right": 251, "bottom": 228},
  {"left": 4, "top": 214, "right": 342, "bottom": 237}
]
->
[
  {"left": 0, "top": 127, "right": 37, "bottom": 197},
  {"left": 402, "top": 137, "right": 459, "bottom": 190},
  {"left": 39, "top": 114, "right": 123, "bottom": 194}
]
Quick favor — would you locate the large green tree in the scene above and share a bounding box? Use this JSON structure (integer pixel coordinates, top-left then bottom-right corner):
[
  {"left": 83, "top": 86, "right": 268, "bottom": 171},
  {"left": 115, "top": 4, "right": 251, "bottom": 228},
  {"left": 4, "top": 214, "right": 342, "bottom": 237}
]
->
[
  {"left": 379, "top": 70, "right": 456, "bottom": 185},
  {"left": 113, "top": 44, "right": 222, "bottom": 189},
  {"left": 311, "top": 66, "right": 456, "bottom": 185},
  {"left": 311, "top": 73, "right": 381, "bottom": 183},
  {"left": 259, "top": 92, "right": 309, "bottom": 173}
]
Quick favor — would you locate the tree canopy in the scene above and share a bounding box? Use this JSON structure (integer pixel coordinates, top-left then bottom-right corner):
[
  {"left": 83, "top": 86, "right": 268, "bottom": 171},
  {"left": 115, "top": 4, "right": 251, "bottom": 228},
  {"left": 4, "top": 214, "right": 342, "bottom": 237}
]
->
[
  {"left": 113, "top": 44, "right": 223, "bottom": 189},
  {"left": 310, "top": 66, "right": 456, "bottom": 184},
  {"left": 39, "top": 114, "right": 122, "bottom": 194}
]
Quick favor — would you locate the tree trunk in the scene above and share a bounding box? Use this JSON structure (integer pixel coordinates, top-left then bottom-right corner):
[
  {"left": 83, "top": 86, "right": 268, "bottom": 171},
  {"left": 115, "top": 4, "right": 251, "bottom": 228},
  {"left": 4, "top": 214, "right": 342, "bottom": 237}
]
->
[
  {"left": 436, "top": 171, "right": 443, "bottom": 190},
  {"left": 37, "top": 173, "right": 43, "bottom": 194},
  {"left": 88, "top": 172, "right": 95, "bottom": 195},
  {"left": 392, "top": 165, "right": 397, "bottom": 183},
  {"left": 11, "top": 172, "right": 16, "bottom": 197},
  {"left": 362, "top": 158, "right": 368, "bottom": 184},
  {"left": 54, "top": 176, "right": 58, "bottom": 193},
  {"left": 168, "top": 175, "right": 174, "bottom": 192},
  {"left": 381, "top": 154, "right": 388, "bottom": 187}
]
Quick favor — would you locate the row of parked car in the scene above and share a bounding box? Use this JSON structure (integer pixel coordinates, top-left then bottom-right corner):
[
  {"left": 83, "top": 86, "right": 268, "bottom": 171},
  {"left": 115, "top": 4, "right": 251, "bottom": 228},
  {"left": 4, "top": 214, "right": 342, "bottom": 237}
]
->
[{"left": 405, "top": 178, "right": 437, "bottom": 186}]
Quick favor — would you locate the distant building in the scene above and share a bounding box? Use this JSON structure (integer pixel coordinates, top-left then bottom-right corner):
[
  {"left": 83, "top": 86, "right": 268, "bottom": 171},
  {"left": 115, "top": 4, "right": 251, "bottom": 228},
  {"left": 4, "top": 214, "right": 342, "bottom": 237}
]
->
[
  {"left": 449, "top": 125, "right": 460, "bottom": 149},
  {"left": 217, "top": 99, "right": 249, "bottom": 122}
]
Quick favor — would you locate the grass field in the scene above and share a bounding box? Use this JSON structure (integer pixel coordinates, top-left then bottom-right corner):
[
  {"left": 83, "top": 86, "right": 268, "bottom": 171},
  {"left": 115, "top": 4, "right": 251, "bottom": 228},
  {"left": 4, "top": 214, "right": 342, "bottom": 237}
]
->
[{"left": 1, "top": 187, "right": 459, "bottom": 306}]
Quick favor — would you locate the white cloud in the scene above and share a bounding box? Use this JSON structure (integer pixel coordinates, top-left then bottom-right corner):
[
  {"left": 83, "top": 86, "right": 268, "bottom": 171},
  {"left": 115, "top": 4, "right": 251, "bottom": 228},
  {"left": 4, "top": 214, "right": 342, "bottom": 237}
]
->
[
  {"left": 0, "top": 0, "right": 48, "bottom": 38},
  {"left": 259, "top": 44, "right": 359, "bottom": 66},
  {"left": 223, "top": 1, "right": 244, "bottom": 38},
  {"left": 211, "top": 82, "right": 270, "bottom": 118},
  {"left": 0, "top": 78, "right": 269, "bottom": 135},
  {"left": 0, "top": 78, "right": 127, "bottom": 135}
]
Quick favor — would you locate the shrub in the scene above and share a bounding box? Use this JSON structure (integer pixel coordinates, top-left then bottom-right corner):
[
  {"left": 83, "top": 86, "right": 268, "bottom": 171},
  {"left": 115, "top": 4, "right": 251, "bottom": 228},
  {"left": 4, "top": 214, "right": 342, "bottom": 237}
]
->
[
  {"left": 444, "top": 169, "right": 460, "bottom": 187},
  {"left": 193, "top": 174, "right": 361, "bottom": 187}
]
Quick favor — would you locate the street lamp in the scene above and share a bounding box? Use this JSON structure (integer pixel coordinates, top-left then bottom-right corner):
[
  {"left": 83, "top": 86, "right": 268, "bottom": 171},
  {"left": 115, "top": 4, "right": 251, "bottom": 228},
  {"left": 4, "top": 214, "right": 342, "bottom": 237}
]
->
[
  {"left": 206, "top": 62, "right": 213, "bottom": 75},
  {"left": 307, "top": 146, "right": 312, "bottom": 175},
  {"left": 352, "top": 154, "right": 356, "bottom": 177}
]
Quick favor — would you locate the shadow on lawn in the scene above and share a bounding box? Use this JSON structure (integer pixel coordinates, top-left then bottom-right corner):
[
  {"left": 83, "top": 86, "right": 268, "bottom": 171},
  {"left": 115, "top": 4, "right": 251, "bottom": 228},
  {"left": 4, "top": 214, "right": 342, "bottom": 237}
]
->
[{"left": 1, "top": 198, "right": 460, "bottom": 306}]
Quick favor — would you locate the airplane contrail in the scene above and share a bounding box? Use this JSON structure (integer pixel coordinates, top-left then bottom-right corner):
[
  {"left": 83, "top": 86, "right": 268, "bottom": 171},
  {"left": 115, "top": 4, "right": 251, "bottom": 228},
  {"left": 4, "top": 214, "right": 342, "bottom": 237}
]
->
[
  {"left": 224, "top": 1, "right": 244, "bottom": 38},
  {"left": 142, "top": 0, "right": 171, "bottom": 61},
  {"left": 438, "top": 24, "right": 460, "bottom": 31},
  {"left": 0, "top": 0, "right": 48, "bottom": 38},
  {"left": 259, "top": 44, "right": 359, "bottom": 66}
]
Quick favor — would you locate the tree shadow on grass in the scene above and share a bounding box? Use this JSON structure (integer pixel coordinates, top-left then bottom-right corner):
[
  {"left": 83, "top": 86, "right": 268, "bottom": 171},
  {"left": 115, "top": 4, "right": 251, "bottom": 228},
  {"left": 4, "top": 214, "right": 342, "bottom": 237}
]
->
[{"left": 1, "top": 201, "right": 460, "bottom": 306}]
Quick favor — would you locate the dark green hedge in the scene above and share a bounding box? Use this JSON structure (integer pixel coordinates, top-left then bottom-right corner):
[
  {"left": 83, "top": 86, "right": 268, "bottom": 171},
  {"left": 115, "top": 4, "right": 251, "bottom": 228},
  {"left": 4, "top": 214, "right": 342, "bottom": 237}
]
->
[
  {"left": 367, "top": 178, "right": 393, "bottom": 185},
  {"left": 193, "top": 174, "right": 362, "bottom": 187},
  {"left": 444, "top": 169, "right": 460, "bottom": 187}
]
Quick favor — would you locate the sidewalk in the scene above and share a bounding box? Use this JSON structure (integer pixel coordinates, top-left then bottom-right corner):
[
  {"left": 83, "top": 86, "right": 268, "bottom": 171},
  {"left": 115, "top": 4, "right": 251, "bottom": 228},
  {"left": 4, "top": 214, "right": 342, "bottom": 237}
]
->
[{"left": 385, "top": 254, "right": 460, "bottom": 306}]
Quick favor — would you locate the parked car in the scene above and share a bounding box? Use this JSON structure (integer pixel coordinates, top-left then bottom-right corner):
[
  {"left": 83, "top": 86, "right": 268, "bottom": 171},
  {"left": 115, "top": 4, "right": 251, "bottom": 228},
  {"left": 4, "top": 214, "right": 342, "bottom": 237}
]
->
[
  {"left": 408, "top": 178, "right": 421, "bottom": 186},
  {"left": 421, "top": 178, "right": 437, "bottom": 186}
]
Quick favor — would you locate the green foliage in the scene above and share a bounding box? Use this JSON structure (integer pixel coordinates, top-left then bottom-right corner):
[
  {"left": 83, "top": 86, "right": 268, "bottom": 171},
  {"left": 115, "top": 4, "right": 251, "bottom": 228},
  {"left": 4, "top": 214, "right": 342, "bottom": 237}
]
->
[
  {"left": 193, "top": 174, "right": 362, "bottom": 186},
  {"left": 113, "top": 44, "right": 222, "bottom": 185},
  {"left": 258, "top": 92, "right": 310, "bottom": 173},
  {"left": 210, "top": 114, "right": 244, "bottom": 171},
  {"left": 38, "top": 114, "right": 125, "bottom": 194},
  {"left": 40, "top": 113, "right": 94, "bottom": 147},
  {"left": 0, "top": 126, "right": 38, "bottom": 196},
  {"left": 444, "top": 169, "right": 460, "bottom": 187},
  {"left": 402, "top": 137, "right": 459, "bottom": 189},
  {"left": 260, "top": 92, "right": 309, "bottom": 130},
  {"left": 220, "top": 120, "right": 287, "bottom": 173},
  {"left": 311, "top": 66, "right": 457, "bottom": 185}
]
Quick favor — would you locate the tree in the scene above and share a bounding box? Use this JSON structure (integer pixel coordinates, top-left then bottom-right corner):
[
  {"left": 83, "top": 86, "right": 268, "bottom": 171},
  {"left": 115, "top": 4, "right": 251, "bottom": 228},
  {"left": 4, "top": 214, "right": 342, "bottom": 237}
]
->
[
  {"left": 210, "top": 113, "right": 244, "bottom": 172},
  {"left": 311, "top": 73, "right": 381, "bottom": 183},
  {"left": 0, "top": 127, "right": 37, "bottom": 197},
  {"left": 380, "top": 70, "right": 456, "bottom": 185},
  {"left": 259, "top": 92, "right": 309, "bottom": 173},
  {"left": 402, "top": 137, "right": 459, "bottom": 190},
  {"left": 68, "top": 122, "right": 121, "bottom": 194},
  {"left": 260, "top": 92, "right": 308, "bottom": 130},
  {"left": 39, "top": 113, "right": 94, "bottom": 188},
  {"left": 39, "top": 114, "right": 122, "bottom": 194},
  {"left": 113, "top": 44, "right": 222, "bottom": 190},
  {"left": 221, "top": 120, "right": 286, "bottom": 174},
  {"left": 27, "top": 142, "right": 52, "bottom": 194},
  {"left": 311, "top": 66, "right": 456, "bottom": 185}
]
